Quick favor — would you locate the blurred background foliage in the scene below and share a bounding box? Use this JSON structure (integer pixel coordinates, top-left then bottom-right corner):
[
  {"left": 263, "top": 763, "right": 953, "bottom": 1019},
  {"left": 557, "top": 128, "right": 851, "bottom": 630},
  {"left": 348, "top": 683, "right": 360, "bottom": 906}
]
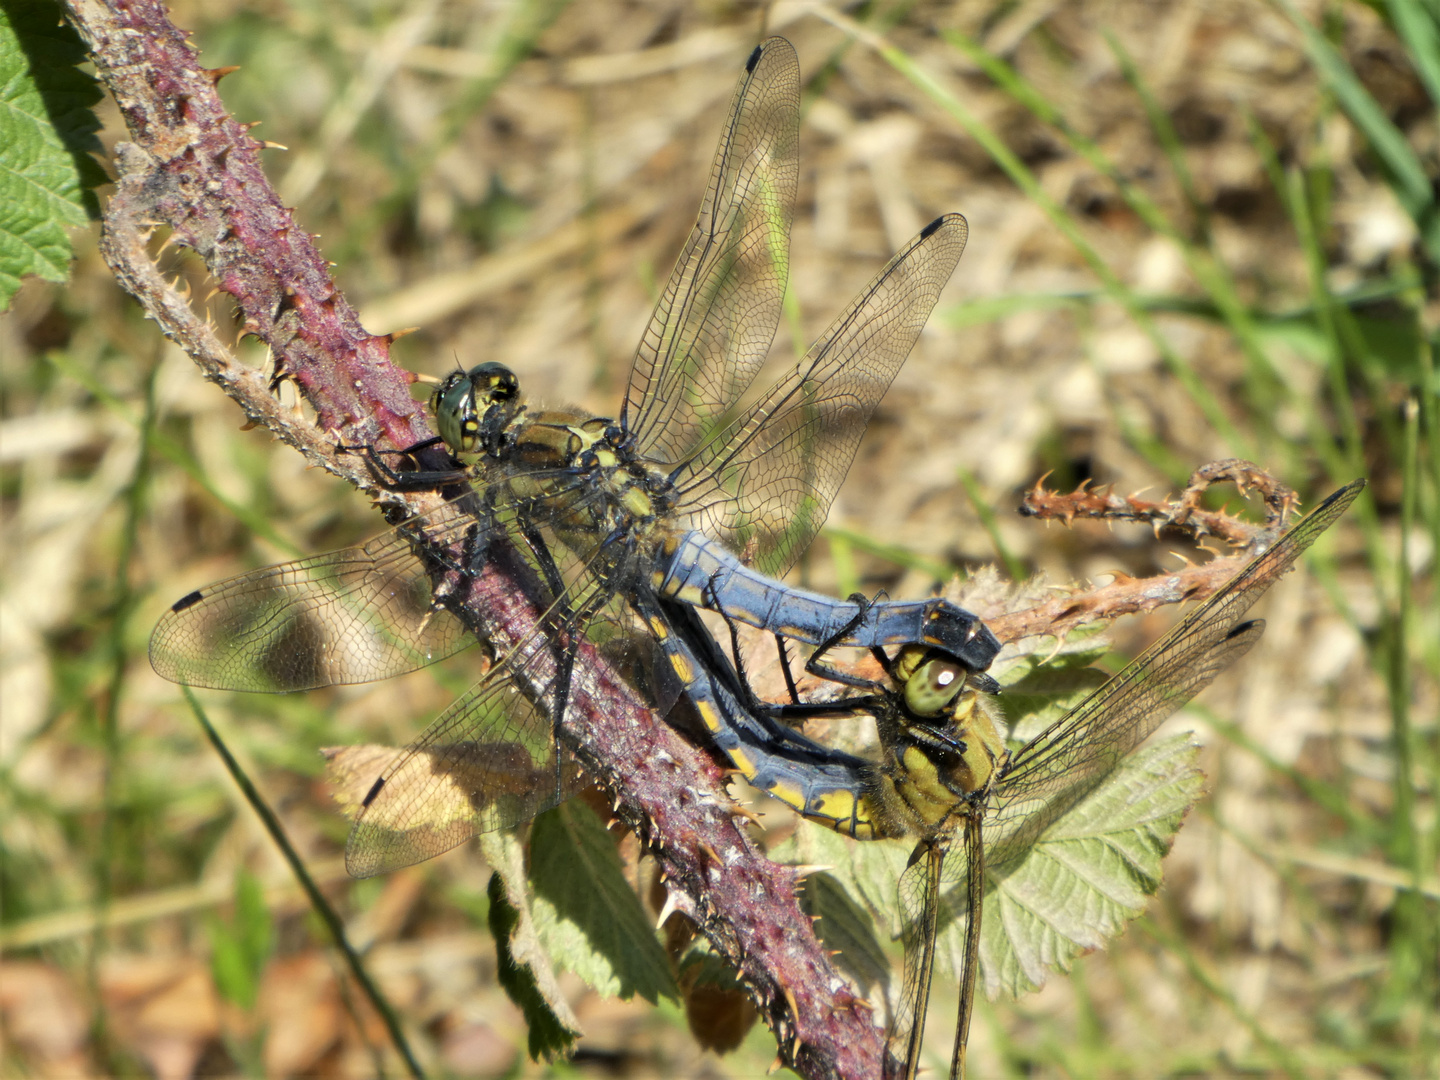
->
[{"left": 1, "top": 0, "right": 1435, "bottom": 1076}]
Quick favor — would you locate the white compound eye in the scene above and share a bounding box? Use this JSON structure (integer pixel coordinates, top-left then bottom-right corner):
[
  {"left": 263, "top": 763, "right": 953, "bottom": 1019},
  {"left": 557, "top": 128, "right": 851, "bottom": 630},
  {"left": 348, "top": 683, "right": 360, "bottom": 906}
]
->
[{"left": 903, "top": 657, "right": 966, "bottom": 717}]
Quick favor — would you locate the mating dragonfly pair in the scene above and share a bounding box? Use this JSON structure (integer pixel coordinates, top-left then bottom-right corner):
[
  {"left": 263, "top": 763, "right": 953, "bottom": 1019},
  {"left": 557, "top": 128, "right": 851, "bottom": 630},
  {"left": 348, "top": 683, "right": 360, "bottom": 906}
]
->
[{"left": 150, "top": 36, "right": 1363, "bottom": 1080}]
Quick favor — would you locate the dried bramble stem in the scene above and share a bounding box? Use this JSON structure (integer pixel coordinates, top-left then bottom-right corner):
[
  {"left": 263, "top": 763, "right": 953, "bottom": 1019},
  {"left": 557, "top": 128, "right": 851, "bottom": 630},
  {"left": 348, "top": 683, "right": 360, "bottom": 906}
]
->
[{"left": 993, "top": 462, "right": 1308, "bottom": 646}]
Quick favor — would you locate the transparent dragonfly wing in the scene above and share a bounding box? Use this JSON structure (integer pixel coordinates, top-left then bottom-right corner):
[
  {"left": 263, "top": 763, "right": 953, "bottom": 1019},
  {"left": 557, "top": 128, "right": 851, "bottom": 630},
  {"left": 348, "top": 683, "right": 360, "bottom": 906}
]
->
[
  {"left": 671, "top": 215, "right": 969, "bottom": 578},
  {"left": 149, "top": 499, "right": 484, "bottom": 692},
  {"left": 332, "top": 501, "right": 659, "bottom": 876},
  {"left": 886, "top": 841, "right": 944, "bottom": 1080},
  {"left": 887, "top": 814, "right": 984, "bottom": 1080},
  {"left": 982, "top": 478, "right": 1365, "bottom": 876},
  {"left": 148, "top": 467, "right": 601, "bottom": 694},
  {"left": 623, "top": 37, "right": 800, "bottom": 468},
  {"left": 340, "top": 602, "right": 598, "bottom": 877}
]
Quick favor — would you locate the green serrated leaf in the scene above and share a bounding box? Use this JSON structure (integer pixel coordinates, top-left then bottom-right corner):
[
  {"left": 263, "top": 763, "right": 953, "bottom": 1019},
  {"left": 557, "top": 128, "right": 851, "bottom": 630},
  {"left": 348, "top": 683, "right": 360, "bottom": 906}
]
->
[
  {"left": 971, "top": 732, "right": 1203, "bottom": 999},
  {"left": 777, "top": 733, "right": 1203, "bottom": 1012},
  {"left": 997, "top": 658, "right": 1114, "bottom": 737},
  {"left": 0, "top": 0, "right": 106, "bottom": 310},
  {"left": 488, "top": 870, "right": 579, "bottom": 1063},
  {"left": 528, "top": 801, "right": 677, "bottom": 1004},
  {"left": 1006, "top": 663, "right": 1114, "bottom": 698},
  {"left": 774, "top": 821, "right": 914, "bottom": 940}
]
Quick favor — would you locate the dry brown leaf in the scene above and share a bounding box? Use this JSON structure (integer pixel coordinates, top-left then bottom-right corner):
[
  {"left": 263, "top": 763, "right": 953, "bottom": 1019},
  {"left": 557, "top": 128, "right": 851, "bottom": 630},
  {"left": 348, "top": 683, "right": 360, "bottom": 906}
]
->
[{"left": 260, "top": 952, "right": 343, "bottom": 1076}]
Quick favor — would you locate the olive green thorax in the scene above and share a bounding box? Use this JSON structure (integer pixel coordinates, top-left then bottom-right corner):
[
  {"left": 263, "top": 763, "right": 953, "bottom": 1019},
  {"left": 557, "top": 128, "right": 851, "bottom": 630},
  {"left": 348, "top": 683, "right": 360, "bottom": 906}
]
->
[
  {"left": 867, "top": 646, "right": 1006, "bottom": 839},
  {"left": 430, "top": 362, "right": 676, "bottom": 556}
]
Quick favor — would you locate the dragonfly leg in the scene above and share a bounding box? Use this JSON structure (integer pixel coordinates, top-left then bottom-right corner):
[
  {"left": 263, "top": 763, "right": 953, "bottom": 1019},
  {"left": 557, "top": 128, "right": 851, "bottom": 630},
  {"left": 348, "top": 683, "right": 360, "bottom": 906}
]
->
[
  {"left": 339, "top": 437, "right": 471, "bottom": 489},
  {"left": 702, "top": 573, "right": 796, "bottom": 717},
  {"left": 513, "top": 514, "right": 590, "bottom": 806},
  {"left": 772, "top": 633, "right": 802, "bottom": 706},
  {"left": 693, "top": 572, "right": 882, "bottom": 724},
  {"left": 804, "top": 591, "right": 891, "bottom": 690}
]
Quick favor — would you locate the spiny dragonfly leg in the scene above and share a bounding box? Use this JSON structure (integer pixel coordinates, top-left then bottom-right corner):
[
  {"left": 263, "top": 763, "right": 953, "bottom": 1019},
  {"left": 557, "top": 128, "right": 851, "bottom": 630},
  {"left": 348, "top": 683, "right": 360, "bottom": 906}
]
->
[
  {"left": 804, "top": 591, "right": 893, "bottom": 690},
  {"left": 337, "top": 436, "right": 470, "bottom": 490},
  {"left": 515, "top": 514, "right": 587, "bottom": 805},
  {"left": 701, "top": 571, "right": 791, "bottom": 717},
  {"left": 772, "top": 633, "right": 802, "bottom": 706},
  {"left": 699, "top": 573, "right": 880, "bottom": 723}
]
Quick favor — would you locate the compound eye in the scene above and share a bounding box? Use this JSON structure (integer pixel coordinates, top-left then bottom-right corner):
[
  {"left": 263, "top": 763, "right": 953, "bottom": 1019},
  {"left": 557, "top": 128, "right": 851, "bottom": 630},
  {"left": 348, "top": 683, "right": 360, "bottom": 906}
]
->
[
  {"left": 433, "top": 373, "right": 480, "bottom": 453},
  {"left": 468, "top": 362, "right": 518, "bottom": 403},
  {"left": 903, "top": 657, "right": 966, "bottom": 717}
]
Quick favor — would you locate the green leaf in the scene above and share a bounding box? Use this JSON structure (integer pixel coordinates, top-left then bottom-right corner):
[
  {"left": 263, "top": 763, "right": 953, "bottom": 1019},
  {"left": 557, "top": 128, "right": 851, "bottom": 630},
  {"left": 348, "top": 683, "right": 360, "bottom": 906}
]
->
[
  {"left": 487, "top": 870, "right": 579, "bottom": 1063},
  {"left": 972, "top": 732, "right": 1203, "bottom": 999},
  {"left": 206, "top": 869, "right": 273, "bottom": 1009},
  {"left": 995, "top": 648, "right": 1115, "bottom": 741},
  {"left": 778, "top": 733, "right": 1202, "bottom": 1008},
  {"left": 801, "top": 870, "right": 893, "bottom": 996},
  {"left": 772, "top": 820, "right": 913, "bottom": 941},
  {"left": 0, "top": 0, "right": 106, "bottom": 310},
  {"left": 528, "top": 801, "right": 677, "bottom": 1004}
]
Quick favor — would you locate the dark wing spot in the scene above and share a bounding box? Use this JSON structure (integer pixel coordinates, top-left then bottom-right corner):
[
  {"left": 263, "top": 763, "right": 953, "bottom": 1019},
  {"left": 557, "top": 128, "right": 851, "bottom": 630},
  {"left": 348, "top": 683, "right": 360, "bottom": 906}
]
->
[
  {"left": 920, "top": 216, "right": 944, "bottom": 240},
  {"left": 746, "top": 44, "right": 762, "bottom": 72},
  {"left": 171, "top": 589, "right": 205, "bottom": 612},
  {"left": 1229, "top": 619, "right": 1264, "bottom": 641},
  {"left": 362, "top": 776, "right": 386, "bottom": 808}
]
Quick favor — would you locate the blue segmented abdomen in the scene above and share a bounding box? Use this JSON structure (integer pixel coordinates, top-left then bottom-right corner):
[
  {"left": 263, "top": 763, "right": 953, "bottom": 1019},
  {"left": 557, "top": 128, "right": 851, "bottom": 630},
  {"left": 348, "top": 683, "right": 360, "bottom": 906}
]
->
[
  {"left": 638, "top": 596, "right": 879, "bottom": 839},
  {"left": 653, "top": 532, "right": 1002, "bottom": 674}
]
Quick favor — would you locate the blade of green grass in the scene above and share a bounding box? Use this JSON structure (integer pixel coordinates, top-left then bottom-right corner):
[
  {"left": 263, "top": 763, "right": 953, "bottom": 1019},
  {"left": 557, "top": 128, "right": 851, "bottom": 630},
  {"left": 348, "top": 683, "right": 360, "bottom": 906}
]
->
[
  {"left": 1244, "top": 119, "right": 1368, "bottom": 487},
  {"left": 956, "top": 467, "right": 1025, "bottom": 582},
  {"left": 85, "top": 358, "right": 159, "bottom": 1074},
  {"left": 820, "top": 525, "right": 957, "bottom": 585},
  {"left": 181, "top": 687, "right": 424, "bottom": 1080},
  {"left": 45, "top": 350, "right": 303, "bottom": 559},
  {"left": 1272, "top": 0, "right": 1440, "bottom": 264},
  {"left": 941, "top": 292, "right": 1088, "bottom": 328},
  {"left": 946, "top": 28, "right": 1357, "bottom": 483},
  {"left": 1387, "top": 0, "right": 1440, "bottom": 108}
]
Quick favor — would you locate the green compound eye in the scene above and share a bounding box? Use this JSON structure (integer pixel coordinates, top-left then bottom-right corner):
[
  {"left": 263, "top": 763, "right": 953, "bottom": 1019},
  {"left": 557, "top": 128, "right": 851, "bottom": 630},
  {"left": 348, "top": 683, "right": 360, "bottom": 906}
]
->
[
  {"left": 432, "top": 372, "right": 478, "bottom": 453},
  {"left": 469, "top": 362, "right": 518, "bottom": 404},
  {"left": 904, "top": 657, "right": 966, "bottom": 717}
]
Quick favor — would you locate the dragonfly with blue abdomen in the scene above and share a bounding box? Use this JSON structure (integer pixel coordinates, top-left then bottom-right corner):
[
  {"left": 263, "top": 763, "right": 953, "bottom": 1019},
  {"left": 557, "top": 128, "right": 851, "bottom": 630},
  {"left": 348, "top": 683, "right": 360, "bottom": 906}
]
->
[
  {"left": 149, "top": 36, "right": 998, "bottom": 878},
  {"left": 709, "top": 478, "right": 1363, "bottom": 1080}
]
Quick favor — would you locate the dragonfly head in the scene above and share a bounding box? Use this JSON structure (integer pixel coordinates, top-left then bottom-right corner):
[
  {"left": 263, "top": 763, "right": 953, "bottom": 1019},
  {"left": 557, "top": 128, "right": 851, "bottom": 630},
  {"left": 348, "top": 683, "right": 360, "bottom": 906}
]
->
[
  {"left": 432, "top": 362, "right": 522, "bottom": 456},
  {"left": 886, "top": 678, "right": 1006, "bottom": 828},
  {"left": 893, "top": 646, "right": 974, "bottom": 718}
]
